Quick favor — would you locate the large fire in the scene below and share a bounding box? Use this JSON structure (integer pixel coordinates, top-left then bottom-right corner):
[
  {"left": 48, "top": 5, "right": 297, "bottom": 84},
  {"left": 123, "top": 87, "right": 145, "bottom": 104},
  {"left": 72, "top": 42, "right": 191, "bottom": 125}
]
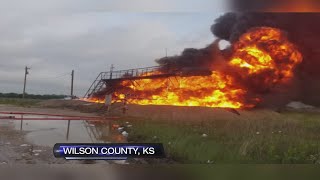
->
[{"left": 86, "top": 27, "right": 302, "bottom": 109}]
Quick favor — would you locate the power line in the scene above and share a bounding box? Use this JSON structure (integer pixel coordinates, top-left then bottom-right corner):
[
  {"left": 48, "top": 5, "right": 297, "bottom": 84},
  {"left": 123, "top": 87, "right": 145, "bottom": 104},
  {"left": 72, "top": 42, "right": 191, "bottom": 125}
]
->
[
  {"left": 34, "top": 72, "right": 70, "bottom": 80},
  {"left": 53, "top": 72, "right": 70, "bottom": 79}
]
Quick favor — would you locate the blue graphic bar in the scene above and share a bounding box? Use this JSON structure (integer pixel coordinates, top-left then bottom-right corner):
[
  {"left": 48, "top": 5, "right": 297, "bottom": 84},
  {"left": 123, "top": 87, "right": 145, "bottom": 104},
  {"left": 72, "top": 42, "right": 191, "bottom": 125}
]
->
[{"left": 53, "top": 143, "right": 165, "bottom": 160}]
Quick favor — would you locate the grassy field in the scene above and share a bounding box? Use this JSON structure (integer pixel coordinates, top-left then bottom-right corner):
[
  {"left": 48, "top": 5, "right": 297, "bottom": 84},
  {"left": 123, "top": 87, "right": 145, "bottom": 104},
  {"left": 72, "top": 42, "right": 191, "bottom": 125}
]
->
[
  {"left": 0, "top": 98, "right": 42, "bottom": 107},
  {"left": 118, "top": 110, "right": 320, "bottom": 164},
  {"left": 2, "top": 98, "right": 319, "bottom": 164}
]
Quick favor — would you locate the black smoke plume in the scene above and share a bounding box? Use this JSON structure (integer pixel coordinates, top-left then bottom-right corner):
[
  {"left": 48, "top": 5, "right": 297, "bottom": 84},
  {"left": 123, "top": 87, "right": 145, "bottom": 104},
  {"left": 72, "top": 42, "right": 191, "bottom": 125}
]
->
[
  {"left": 212, "top": 13, "right": 320, "bottom": 106},
  {"left": 156, "top": 39, "right": 225, "bottom": 71},
  {"left": 156, "top": 13, "right": 320, "bottom": 106}
]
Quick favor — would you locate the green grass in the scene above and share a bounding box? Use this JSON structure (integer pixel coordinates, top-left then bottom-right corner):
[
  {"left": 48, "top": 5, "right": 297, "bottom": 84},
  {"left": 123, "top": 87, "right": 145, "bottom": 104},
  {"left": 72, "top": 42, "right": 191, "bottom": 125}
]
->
[
  {"left": 118, "top": 111, "right": 320, "bottom": 163},
  {"left": 0, "top": 98, "right": 42, "bottom": 107}
]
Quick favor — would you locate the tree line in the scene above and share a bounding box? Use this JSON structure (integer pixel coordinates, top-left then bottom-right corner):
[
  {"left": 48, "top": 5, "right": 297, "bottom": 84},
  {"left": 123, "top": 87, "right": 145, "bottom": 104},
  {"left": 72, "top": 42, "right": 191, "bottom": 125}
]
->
[{"left": 0, "top": 93, "right": 67, "bottom": 99}]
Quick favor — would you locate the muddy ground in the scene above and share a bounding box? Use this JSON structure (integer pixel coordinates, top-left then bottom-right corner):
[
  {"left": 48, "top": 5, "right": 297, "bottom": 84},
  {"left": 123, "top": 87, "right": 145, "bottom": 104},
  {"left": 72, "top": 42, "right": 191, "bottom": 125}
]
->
[
  {"left": 0, "top": 121, "right": 64, "bottom": 164},
  {"left": 0, "top": 104, "right": 115, "bottom": 165}
]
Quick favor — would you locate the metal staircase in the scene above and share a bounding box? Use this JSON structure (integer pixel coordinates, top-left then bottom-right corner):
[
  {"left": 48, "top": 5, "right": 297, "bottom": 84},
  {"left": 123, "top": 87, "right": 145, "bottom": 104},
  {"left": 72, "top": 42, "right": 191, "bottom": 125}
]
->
[
  {"left": 83, "top": 72, "right": 106, "bottom": 99},
  {"left": 84, "top": 66, "right": 174, "bottom": 99}
]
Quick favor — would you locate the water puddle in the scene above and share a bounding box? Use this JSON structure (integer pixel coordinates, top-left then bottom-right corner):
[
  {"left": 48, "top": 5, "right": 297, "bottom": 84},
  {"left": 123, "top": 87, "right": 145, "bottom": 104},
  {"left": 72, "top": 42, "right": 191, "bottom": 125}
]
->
[{"left": 0, "top": 115, "right": 125, "bottom": 147}]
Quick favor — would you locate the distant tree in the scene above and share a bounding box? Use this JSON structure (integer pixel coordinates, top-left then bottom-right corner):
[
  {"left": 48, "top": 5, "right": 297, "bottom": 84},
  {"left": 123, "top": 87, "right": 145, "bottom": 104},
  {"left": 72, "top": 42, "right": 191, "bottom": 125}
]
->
[{"left": 0, "top": 92, "right": 67, "bottom": 99}]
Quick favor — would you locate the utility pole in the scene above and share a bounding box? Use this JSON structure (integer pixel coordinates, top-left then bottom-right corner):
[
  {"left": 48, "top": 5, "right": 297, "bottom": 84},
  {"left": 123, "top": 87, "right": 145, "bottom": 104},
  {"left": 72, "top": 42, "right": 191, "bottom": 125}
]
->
[
  {"left": 109, "top": 64, "right": 114, "bottom": 79},
  {"left": 70, "top": 70, "right": 74, "bottom": 99},
  {"left": 165, "top": 48, "right": 168, "bottom": 57},
  {"left": 22, "top": 66, "right": 30, "bottom": 99}
]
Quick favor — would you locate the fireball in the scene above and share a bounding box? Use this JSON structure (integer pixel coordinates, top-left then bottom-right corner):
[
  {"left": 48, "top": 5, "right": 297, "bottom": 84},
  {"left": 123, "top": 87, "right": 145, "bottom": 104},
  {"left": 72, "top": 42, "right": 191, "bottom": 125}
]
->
[{"left": 87, "top": 27, "right": 302, "bottom": 109}]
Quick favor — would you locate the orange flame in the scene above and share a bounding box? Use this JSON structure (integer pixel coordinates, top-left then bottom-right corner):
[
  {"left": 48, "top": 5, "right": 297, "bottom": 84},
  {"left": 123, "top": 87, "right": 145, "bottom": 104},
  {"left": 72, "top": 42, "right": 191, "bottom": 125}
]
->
[
  {"left": 117, "top": 72, "right": 246, "bottom": 108},
  {"left": 88, "top": 27, "right": 302, "bottom": 109},
  {"left": 230, "top": 27, "right": 302, "bottom": 83},
  {"left": 81, "top": 97, "right": 105, "bottom": 103}
]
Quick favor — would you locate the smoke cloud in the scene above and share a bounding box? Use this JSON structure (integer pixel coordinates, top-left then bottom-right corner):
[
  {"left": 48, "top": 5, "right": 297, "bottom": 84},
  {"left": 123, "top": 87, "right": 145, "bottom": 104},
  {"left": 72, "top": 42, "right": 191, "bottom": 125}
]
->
[
  {"left": 227, "top": 0, "right": 320, "bottom": 12},
  {"left": 156, "top": 13, "right": 320, "bottom": 107},
  {"left": 156, "top": 39, "right": 226, "bottom": 71},
  {"left": 211, "top": 13, "right": 320, "bottom": 106}
]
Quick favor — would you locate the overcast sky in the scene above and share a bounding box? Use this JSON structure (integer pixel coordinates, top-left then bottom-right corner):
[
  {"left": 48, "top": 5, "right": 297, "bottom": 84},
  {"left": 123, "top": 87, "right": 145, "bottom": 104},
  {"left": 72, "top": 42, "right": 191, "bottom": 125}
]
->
[{"left": 0, "top": 0, "right": 226, "bottom": 96}]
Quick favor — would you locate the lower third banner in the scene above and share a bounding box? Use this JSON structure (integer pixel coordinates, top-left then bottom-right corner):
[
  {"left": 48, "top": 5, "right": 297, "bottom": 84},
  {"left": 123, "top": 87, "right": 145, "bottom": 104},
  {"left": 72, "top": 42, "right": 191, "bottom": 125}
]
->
[{"left": 53, "top": 143, "right": 165, "bottom": 160}]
